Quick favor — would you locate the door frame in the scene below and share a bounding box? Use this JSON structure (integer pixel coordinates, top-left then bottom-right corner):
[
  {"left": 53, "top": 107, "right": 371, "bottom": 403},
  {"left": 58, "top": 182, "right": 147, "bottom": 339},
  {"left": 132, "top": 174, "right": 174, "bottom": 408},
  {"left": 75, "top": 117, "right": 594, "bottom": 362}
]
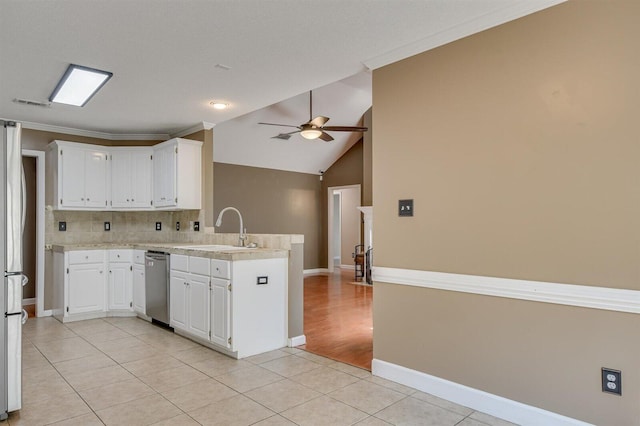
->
[
  {"left": 22, "top": 150, "right": 50, "bottom": 317},
  {"left": 327, "top": 184, "right": 361, "bottom": 273}
]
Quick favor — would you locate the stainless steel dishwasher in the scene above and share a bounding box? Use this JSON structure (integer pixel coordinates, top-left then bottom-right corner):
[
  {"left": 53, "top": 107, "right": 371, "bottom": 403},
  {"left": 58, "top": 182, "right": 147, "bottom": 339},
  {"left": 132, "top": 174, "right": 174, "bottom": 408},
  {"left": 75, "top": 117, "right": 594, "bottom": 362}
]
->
[{"left": 145, "top": 251, "right": 170, "bottom": 327}]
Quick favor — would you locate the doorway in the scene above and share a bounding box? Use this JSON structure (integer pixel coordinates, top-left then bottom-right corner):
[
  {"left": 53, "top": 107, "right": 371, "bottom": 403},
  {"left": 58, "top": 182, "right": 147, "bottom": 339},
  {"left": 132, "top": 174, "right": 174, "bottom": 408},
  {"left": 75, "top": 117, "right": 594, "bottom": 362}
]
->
[
  {"left": 21, "top": 150, "right": 47, "bottom": 318},
  {"left": 327, "top": 184, "right": 361, "bottom": 274}
]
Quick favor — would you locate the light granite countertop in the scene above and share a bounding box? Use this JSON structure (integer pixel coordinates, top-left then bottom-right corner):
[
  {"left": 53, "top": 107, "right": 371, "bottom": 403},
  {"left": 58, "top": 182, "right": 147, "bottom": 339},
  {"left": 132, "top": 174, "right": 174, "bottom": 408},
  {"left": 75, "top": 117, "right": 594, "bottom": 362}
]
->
[{"left": 51, "top": 243, "right": 288, "bottom": 261}]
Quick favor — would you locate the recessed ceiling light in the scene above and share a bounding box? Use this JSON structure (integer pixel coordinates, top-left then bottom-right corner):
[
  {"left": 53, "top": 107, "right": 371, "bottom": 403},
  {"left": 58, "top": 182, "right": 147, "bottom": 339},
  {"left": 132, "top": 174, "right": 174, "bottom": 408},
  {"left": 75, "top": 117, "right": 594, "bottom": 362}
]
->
[
  {"left": 49, "top": 64, "right": 113, "bottom": 107},
  {"left": 210, "top": 102, "right": 228, "bottom": 110}
]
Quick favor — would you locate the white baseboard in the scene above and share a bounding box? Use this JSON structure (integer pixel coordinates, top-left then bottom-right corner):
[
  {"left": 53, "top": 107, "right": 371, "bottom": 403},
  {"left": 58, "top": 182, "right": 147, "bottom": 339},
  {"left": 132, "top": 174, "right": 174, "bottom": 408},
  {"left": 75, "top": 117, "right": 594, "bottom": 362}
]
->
[
  {"left": 372, "top": 359, "right": 591, "bottom": 426},
  {"left": 288, "top": 335, "right": 306, "bottom": 347},
  {"left": 304, "top": 268, "right": 329, "bottom": 276},
  {"left": 340, "top": 264, "right": 356, "bottom": 271},
  {"left": 22, "top": 298, "right": 36, "bottom": 306}
]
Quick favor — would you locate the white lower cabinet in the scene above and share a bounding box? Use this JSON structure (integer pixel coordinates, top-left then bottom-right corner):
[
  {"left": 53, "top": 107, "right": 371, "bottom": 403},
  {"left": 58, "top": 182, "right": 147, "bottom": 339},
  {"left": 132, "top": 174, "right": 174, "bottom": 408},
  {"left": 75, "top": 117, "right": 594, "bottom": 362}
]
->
[
  {"left": 68, "top": 262, "right": 106, "bottom": 315},
  {"left": 54, "top": 249, "right": 138, "bottom": 322},
  {"left": 132, "top": 250, "right": 146, "bottom": 315},
  {"left": 108, "top": 262, "right": 132, "bottom": 311},
  {"left": 169, "top": 254, "right": 287, "bottom": 358},
  {"left": 210, "top": 277, "right": 230, "bottom": 348},
  {"left": 169, "top": 266, "right": 210, "bottom": 341}
]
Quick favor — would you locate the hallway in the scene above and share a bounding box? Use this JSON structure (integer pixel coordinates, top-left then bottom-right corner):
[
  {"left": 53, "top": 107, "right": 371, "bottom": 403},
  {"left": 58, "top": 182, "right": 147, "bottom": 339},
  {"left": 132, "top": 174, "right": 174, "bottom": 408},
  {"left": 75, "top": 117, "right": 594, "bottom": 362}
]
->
[{"left": 301, "top": 270, "right": 373, "bottom": 370}]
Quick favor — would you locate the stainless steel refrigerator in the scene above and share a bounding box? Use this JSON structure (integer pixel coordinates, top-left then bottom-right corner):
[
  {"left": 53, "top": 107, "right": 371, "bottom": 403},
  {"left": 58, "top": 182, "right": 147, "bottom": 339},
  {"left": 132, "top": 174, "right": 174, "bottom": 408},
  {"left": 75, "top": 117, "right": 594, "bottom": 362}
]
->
[{"left": 1, "top": 121, "right": 25, "bottom": 419}]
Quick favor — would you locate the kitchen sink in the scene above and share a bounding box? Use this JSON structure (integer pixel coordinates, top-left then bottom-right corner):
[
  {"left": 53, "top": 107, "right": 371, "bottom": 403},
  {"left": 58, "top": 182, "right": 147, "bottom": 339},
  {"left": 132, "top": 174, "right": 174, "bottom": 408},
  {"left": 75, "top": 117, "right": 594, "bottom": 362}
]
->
[{"left": 174, "top": 244, "right": 250, "bottom": 251}]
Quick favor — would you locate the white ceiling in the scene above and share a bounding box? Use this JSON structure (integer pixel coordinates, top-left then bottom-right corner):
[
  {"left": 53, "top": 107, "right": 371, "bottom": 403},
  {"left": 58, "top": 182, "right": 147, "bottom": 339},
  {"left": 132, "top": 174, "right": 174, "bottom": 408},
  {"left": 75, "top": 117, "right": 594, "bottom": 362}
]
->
[{"left": 0, "top": 0, "right": 564, "bottom": 173}]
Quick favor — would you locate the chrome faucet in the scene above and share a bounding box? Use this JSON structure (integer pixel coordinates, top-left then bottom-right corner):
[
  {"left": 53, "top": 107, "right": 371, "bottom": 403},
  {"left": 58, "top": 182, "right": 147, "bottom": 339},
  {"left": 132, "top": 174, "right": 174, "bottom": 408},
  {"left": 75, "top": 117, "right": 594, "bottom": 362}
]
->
[{"left": 215, "top": 207, "right": 247, "bottom": 247}]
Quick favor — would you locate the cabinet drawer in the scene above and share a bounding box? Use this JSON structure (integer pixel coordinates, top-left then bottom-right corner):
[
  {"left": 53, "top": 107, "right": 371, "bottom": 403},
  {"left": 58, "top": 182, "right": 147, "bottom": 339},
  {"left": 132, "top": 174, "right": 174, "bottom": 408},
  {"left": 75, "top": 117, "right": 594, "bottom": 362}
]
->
[
  {"left": 109, "top": 249, "right": 132, "bottom": 263},
  {"left": 189, "top": 256, "right": 210, "bottom": 276},
  {"left": 68, "top": 250, "right": 105, "bottom": 265},
  {"left": 133, "top": 250, "right": 145, "bottom": 265},
  {"left": 171, "top": 254, "right": 189, "bottom": 272},
  {"left": 211, "top": 259, "right": 230, "bottom": 279}
]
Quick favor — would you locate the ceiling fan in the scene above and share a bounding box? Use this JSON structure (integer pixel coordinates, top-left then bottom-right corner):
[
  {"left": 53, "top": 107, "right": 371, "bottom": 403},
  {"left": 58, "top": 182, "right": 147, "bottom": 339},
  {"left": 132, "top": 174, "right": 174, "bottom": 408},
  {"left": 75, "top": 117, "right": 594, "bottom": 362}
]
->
[{"left": 258, "top": 91, "right": 368, "bottom": 142}]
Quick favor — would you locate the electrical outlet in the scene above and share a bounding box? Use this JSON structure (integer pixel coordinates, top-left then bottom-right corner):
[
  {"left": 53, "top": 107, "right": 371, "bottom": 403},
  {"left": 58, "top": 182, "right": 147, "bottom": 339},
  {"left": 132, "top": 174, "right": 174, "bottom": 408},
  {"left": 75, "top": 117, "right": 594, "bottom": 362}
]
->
[
  {"left": 602, "top": 368, "right": 622, "bottom": 396},
  {"left": 176, "top": 221, "right": 180, "bottom": 231},
  {"left": 399, "top": 199, "right": 414, "bottom": 217},
  {"left": 58, "top": 221, "right": 66, "bottom": 232},
  {"left": 194, "top": 221, "right": 200, "bottom": 231},
  {"left": 155, "top": 222, "right": 162, "bottom": 231},
  {"left": 104, "top": 221, "right": 111, "bottom": 231}
]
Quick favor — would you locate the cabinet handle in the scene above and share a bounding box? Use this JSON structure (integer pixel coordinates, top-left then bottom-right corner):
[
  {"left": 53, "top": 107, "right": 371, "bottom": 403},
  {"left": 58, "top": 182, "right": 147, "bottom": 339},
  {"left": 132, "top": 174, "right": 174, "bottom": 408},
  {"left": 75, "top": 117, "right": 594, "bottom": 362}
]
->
[
  {"left": 126, "top": 199, "right": 130, "bottom": 202},
  {"left": 81, "top": 198, "right": 84, "bottom": 201},
  {"left": 87, "top": 198, "right": 90, "bottom": 201},
  {"left": 100, "top": 270, "right": 103, "bottom": 274},
  {"left": 131, "top": 199, "right": 134, "bottom": 202},
  {"left": 85, "top": 256, "right": 89, "bottom": 259}
]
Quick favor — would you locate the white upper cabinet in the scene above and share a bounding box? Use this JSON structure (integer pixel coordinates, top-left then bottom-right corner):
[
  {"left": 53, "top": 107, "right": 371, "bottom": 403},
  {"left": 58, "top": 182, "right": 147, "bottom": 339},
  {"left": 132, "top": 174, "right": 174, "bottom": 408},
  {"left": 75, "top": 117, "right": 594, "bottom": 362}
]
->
[
  {"left": 111, "top": 148, "right": 153, "bottom": 209},
  {"left": 153, "top": 138, "right": 202, "bottom": 210},
  {"left": 48, "top": 138, "right": 201, "bottom": 211},
  {"left": 49, "top": 141, "right": 109, "bottom": 210}
]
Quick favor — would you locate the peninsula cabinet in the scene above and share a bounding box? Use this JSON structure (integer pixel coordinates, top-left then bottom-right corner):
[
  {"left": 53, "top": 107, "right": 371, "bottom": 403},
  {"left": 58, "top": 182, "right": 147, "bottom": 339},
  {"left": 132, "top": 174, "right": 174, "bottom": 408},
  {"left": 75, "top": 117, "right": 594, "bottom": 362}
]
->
[
  {"left": 169, "top": 253, "right": 287, "bottom": 358},
  {"left": 152, "top": 138, "right": 202, "bottom": 210},
  {"left": 48, "top": 141, "right": 109, "bottom": 210}
]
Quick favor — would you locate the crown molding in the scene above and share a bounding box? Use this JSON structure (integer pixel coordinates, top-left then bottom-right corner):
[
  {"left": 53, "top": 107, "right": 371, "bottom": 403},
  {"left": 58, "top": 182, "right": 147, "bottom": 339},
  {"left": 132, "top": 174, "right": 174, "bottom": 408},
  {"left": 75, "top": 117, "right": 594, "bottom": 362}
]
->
[
  {"left": 171, "top": 121, "right": 216, "bottom": 138},
  {"left": 13, "top": 120, "right": 170, "bottom": 141},
  {"left": 362, "top": 0, "right": 566, "bottom": 70}
]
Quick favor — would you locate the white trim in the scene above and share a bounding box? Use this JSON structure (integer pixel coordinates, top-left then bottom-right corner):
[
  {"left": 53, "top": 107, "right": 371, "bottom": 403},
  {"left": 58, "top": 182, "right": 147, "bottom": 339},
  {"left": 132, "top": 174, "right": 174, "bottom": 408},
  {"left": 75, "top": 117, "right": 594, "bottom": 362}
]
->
[
  {"left": 171, "top": 121, "right": 215, "bottom": 138},
  {"left": 372, "top": 359, "right": 591, "bottom": 426},
  {"left": 21, "top": 298, "right": 36, "bottom": 306},
  {"left": 340, "top": 264, "right": 355, "bottom": 271},
  {"left": 15, "top": 120, "right": 170, "bottom": 141},
  {"left": 373, "top": 267, "right": 640, "bottom": 314},
  {"left": 362, "top": 0, "right": 566, "bottom": 70},
  {"left": 22, "top": 150, "right": 49, "bottom": 317},
  {"left": 303, "top": 268, "right": 329, "bottom": 276},
  {"left": 288, "top": 335, "right": 306, "bottom": 347}
]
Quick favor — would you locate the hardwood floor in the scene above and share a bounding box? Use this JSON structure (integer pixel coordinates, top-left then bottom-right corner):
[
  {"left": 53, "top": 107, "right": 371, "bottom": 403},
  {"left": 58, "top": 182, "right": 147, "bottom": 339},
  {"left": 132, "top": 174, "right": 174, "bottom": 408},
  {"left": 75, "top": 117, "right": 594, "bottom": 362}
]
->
[
  {"left": 301, "top": 269, "right": 373, "bottom": 370},
  {"left": 24, "top": 304, "right": 36, "bottom": 318}
]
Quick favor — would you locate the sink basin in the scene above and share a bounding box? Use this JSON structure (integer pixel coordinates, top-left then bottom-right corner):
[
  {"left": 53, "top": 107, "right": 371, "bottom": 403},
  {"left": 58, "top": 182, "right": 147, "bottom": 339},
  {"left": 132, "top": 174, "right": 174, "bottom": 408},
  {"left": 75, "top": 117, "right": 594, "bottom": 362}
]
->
[{"left": 174, "top": 244, "right": 250, "bottom": 252}]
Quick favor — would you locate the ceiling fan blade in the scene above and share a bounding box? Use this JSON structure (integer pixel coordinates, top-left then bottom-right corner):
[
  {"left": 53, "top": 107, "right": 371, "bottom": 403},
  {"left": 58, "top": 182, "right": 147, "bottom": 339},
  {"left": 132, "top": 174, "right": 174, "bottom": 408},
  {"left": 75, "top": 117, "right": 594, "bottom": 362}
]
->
[
  {"left": 322, "top": 126, "right": 368, "bottom": 132},
  {"left": 318, "top": 132, "right": 334, "bottom": 142},
  {"left": 271, "top": 133, "right": 292, "bottom": 140},
  {"left": 309, "top": 116, "right": 330, "bottom": 127},
  {"left": 258, "top": 122, "right": 300, "bottom": 128}
]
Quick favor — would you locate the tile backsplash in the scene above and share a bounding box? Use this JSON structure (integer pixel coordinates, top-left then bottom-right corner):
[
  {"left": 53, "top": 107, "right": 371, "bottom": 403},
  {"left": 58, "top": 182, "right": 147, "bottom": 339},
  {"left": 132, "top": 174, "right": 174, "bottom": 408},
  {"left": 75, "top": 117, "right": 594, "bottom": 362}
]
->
[{"left": 46, "top": 209, "right": 203, "bottom": 245}]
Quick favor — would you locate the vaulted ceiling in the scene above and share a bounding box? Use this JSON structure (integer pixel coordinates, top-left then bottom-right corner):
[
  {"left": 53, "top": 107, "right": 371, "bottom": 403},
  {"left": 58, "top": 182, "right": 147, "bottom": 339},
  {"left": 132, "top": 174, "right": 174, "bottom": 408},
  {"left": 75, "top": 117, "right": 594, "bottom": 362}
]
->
[{"left": 0, "top": 0, "right": 564, "bottom": 173}]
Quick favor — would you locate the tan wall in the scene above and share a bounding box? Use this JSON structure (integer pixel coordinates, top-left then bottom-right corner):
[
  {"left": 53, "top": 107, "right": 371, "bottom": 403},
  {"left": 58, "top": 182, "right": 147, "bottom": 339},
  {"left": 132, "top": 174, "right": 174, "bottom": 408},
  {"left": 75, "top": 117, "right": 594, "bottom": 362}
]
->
[
  {"left": 338, "top": 187, "right": 361, "bottom": 265},
  {"left": 213, "top": 163, "right": 322, "bottom": 269},
  {"left": 372, "top": 0, "right": 640, "bottom": 424},
  {"left": 320, "top": 141, "right": 364, "bottom": 266}
]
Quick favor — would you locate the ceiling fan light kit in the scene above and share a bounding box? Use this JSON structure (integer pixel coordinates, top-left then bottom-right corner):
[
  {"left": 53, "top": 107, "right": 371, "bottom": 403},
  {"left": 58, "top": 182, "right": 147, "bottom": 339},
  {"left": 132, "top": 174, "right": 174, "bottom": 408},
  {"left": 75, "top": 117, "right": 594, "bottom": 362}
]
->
[{"left": 259, "top": 90, "right": 368, "bottom": 142}]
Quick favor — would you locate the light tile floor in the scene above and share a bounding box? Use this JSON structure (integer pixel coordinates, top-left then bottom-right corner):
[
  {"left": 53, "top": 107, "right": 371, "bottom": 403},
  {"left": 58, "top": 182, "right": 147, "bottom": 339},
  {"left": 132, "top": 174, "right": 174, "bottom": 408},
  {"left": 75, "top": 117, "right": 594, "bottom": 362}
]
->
[{"left": 2, "top": 317, "right": 518, "bottom": 426}]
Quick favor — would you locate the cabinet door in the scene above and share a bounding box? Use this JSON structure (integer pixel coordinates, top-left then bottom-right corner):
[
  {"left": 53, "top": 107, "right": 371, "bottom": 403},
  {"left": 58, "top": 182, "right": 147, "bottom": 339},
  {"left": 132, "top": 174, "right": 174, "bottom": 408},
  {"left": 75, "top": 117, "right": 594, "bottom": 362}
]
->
[
  {"left": 169, "top": 271, "right": 188, "bottom": 331},
  {"left": 59, "top": 146, "right": 86, "bottom": 208},
  {"left": 187, "top": 274, "right": 210, "bottom": 341},
  {"left": 108, "top": 262, "right": 132, "bottom": 310},
  {"left": 68, "top": 264, "right": 105, "bottom": 314},
  {"left": 153, "top": 143, "right": 177, "bottom": 207},
  {"left": 110, "top": 151, "right": 132, "bottom": 208},
  {"left": 210, "top": 277, "right": 230, "bottom": 348},
  {"left": 84, "top": 149, "right": 109, "bottom": 208},
  {"left": 132, "top": 264, "right": 146, "bottom": 314},
  {"left": 130, "top": 150, "right": 153, "bottom": 208}
]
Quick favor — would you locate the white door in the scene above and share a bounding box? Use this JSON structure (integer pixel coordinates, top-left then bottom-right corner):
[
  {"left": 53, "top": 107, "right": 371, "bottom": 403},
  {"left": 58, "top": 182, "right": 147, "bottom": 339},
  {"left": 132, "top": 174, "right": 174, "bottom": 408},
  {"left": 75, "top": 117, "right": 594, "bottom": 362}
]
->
[
  {"left": 68, "top": 264, "right": 105, "bottom": 314},
  {"left": 110, "top": 151, "right": 131, "bottom": 208},
  {"left": 59, "top": 146, "right": 86, "bottom": 207},
  {"left": 188, "top": 274, "right": 210, "bottom": 341},
  {"left": 109, "top": 262, "right": 132, "bottom": 310},
  {"left": 169, "top": 271, "right": 188, "bottom": 331},
  {"left": 130, "top": 150, "right": 153, "bottom": 208},
  {"left": 84, "top": 149, "right": 109, "bottom": 208},
  {"left": 210, "top": 277, "right": 230, "bottom": 348},
  {"left": 132, "top": 264, "right": 146, "bottom": 314}
]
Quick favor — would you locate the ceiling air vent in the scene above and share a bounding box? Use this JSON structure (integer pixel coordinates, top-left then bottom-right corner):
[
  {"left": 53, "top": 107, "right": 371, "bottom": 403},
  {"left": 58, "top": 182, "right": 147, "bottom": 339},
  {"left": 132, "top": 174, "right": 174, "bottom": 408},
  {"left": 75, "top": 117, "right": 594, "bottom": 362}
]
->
[{"left": 13, "top": 98, "right": 52, "bottom": 108}]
